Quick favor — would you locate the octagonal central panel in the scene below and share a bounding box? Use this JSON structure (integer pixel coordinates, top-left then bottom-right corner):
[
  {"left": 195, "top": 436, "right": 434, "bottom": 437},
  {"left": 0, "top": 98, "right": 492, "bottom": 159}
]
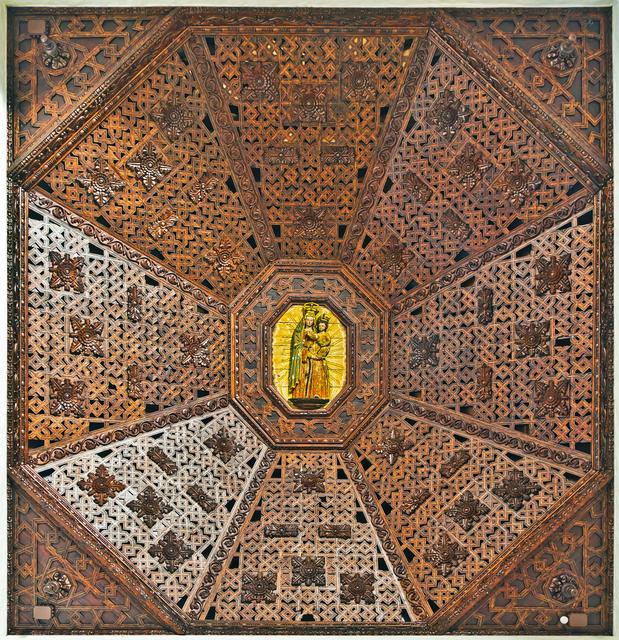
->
[{"left": 231, "top": 261, "right": 389, "bottom": 447}]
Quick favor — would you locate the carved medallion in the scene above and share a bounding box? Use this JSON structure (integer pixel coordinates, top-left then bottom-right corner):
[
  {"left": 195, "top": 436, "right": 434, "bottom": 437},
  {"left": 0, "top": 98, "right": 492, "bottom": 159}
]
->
[
  {"left": 188, "top": 173, "right": 219, "bottom": 203},
  {"left": 241, "top": 62, "right": 280, "bottom": 101},
  {"left": 39, "top": 35, "right": 71, "bottom": 70},
  {"left": 291, "top": 206, "right": 333, "bottom": 240},
  {"left": 549, "top": 573, "right": 580, "bottom": 603},
  {"left": 204, "top": 239, "right": 243, "bottom": 277},
  {"left": 440, "top": 450, "right": 471, "bottom": 478},
  {"left": 241, "top": 571, "right": 277, "bottom": 603},
  {"left": 445, "top": 490, "right": 490, "bottom": 531},
  {"left": 204, "top": 429, "right": 244, "bottom": 464},
  {"left": 342, "top": 62, "right": 378, "bottom": 101},
  {"left": 291, "top": 556, "right": 326, "bottom": 587},
  {"left": 127, "top": 486, "right": 173, "bottom": 527},
  {"left": 126, "top": 142, "right": 171, "bottom": 190},
  {"left": 151, "top": 97, "right": 192, "bottom": 141},
  {"left": 340, "top": 572, "right": 376, "bottom": 604},
  {"left": 425, "top": 533, "right": 469, "bottom": 577},
  {"left": 515, "top": 320, "right": 550, "bottom": 358},
  {"left": 40, "top": 571, "right": 73, "bottom": 600},
  {"left": 77, "top": 158, "right": 125, "bottom": 207},
  {"left": 288, "top": 85, "right": 328, "bottom": 124},
  {"left": 49, "top": 377, "right": 86, "bottom": 417},
  {"left": 401, "top": 487, "right": 431, "bottom": 516},
  {"left": 379, "top": 235, "right": 409, "bottom": 277},
  {"left": 543, "top": 35, "right": 579, "bottom": 73},
  {"left": 427, "top": 89, "right": 470, "bottom": 140},
  {"left": 492, "top": 469, "right": 541, "bottom": 510},
  {"left": 375, "top": 427, "right": 413, "bottom": 465},
  {"left": 533, "top": 379, "right": 570, "bottom": 417},
  {"left": 291, "top": 468, "right": 325, "bottom": 494},
  {"left": 69, "top": 316, "right": 104, "bottom": 357},
  {"left": 49, "top": 252, "right": 84, "bottom": 293},
  {"left": 180, "top": 332, "right": 210, "bottom": 367},
  {"left": 477, "top": 286, "right": 494, "bottom": 325},
  {"left": 495, "top": 159, "right": 541, "bottom": 207},
  {"left": 186, "top": 484, "right": 217, "bottom": 513},
  {"left": 402, "top": 171, "right": 432, "bottom": 204},
  {"left": 535, "top": 254, "right": 572, "bottom": 295},
  {"left": 409, "top": 334, "right": 439, "bottom": 369},
  {"left": 441, "top": 208, "right": 472, "bottom": 243},
  {"left": 77, "top": 465, "right": 126, "bottom": 506},
  {"left": 148, "top": 531, "right": 192, "bottom": 572},
  {"left": 147, "top": 211, "right": 178, "bottom": 240},
  {"left": 449, "top": 144, "right": 490, "bottom": 189},
  {"left": 147, "top": 446, "right": 178, "bottom": 475}
]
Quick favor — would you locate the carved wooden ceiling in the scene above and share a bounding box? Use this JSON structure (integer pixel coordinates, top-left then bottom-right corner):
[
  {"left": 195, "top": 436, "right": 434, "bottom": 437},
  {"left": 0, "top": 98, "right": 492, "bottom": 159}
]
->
[{"left": 7, "top": 7, "right": 612, "bottom": 635}]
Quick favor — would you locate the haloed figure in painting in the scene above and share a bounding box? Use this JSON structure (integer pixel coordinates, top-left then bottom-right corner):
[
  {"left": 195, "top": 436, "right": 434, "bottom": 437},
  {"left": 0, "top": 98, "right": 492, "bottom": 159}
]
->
[{"left": 289, "top": 302, "right": 332, "bottom": 409}]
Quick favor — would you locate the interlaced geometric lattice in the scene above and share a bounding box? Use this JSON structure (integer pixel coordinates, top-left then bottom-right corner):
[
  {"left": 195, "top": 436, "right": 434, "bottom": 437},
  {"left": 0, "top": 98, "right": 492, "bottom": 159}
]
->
[{"left": 7, "top": 6, "right": 611, "bottom": 635}]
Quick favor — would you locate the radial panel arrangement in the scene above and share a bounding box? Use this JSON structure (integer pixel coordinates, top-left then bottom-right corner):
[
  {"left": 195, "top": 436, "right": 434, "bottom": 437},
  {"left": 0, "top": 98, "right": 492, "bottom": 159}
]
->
[{"left": 7, "top": 7, "right": 612, "bottom": 635}]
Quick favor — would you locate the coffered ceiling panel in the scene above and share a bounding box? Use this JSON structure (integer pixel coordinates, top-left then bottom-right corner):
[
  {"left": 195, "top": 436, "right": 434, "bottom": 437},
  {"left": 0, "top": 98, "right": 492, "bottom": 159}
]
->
[{"left": 7, "top": 7, "right": 612, "bottom": 635}]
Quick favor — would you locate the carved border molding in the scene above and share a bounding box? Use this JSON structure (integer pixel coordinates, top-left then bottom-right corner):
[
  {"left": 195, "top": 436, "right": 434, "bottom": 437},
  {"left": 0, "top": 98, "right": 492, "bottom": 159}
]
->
[
  {"left": 186, "top": 34, "right": 279, "bottom": 264},
  {"left": 30, "top": 395, "right": 230, "bottom": 466},
  {"left": 432, "top": 10, "right": 610, "bottom": 189},
  {"left": 390, "top": 397, "right": 591, "bottom": 474}
]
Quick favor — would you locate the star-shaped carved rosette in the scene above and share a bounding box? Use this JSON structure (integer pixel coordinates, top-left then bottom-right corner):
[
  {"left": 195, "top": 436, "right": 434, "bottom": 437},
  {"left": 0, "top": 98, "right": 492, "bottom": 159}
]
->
[
  {"left": 375, "top": 427, "right": 413, "bottom": 465},
  {"left": 180, "top": 332, "right": 210, "bottom": 367},
  {"left": 445, "top": 490, "right": 490, "bottom": 531},
  {"left": 495, "top": 158, "right": 541, "bottom": 207},
  {"left": 533, "top": 379, "right": 570, "bottom": 417},
  {"left": 204, "top": 429, "right": 244, "bottom": 464},
  {"left": 340, "top": 572, "right": 376, "bottom": 604},
  {"left": 379, "top": 235, "right": 409, "bottom": 278},
  {"left": 78, "top": 465, "right": 126, "bottom": 506},
  {"left": 427, "top": 89, "right": 471, "bottom": 140},
  {"left": 148, "top": 531, "right": 192, "bottom": 572},
  {"left": 492, "top": 469, "right": 541, "bottom": 510},
  {"left": 240, "top": 571, "right": 277, "bottom": 603},
  {"left": 77, "top": 158, "right": 125, "bottom": 207},
  {"left": 535, "top": 254, "right": 572, "bottom": 295},
  {"left": 409, "top": 334, "right": 439, "bottom": 369},
  {"left": 425, "top": 533, "right": 468, "bottom": 577},
  {"left": 126, "top": 142, "right": 171, "bottom": 190},
  {"left": 69, "top": 316, "right": 104, "bottom": 357},
  {"left": 49, "top": 252, "right": 84, "bottom": 292},
  {"left": 204, "top": 239, "right": 243, "bottom": 277},
  {"left": 291, "top": 556, "right": 326, "bottom": 587},
  {"left": 151, "top": 97, "right": 192, "bottom": 141},
  {"left": 291, "top": 468, "right": 325, "bottom": 494},
  {"left": 127, "top": 486, "right": 173, "bottom": 528},
  {"left": 49, "top": 377, "right": 86, "bottom": 417},
  {"left": 515, "top": 320, "right": 550, "bottom": 358}
]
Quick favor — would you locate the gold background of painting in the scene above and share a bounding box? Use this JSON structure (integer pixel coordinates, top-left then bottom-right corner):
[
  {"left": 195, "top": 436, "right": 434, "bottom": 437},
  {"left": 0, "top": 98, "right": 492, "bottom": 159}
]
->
[{"left": 272, "top": 304, "right": 347, "bottom": 406}]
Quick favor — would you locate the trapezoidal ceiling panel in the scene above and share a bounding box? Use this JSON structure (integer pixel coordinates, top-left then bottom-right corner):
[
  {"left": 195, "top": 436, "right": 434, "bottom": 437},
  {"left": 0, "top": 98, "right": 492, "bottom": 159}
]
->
[{"left": 7, "top": 6, "right": 613, "bottom": 635}]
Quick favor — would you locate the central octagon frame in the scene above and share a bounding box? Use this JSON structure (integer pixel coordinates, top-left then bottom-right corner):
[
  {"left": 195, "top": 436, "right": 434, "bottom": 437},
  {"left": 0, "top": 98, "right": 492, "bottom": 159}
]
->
[{"left": 230, "top": 260, "right": 389, "bottom": 448}]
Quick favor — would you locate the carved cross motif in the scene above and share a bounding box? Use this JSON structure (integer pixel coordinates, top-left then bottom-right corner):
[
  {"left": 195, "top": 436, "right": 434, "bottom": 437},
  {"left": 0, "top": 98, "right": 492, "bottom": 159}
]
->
[
  {"left": 41, "top": 571, "right": 73, "bottom": 600},
  {"left": 424, "top": 533, "right": 469, "bottom": 577},
  {"left": 379, "top": 235, "right": 409, "bottom": 277},
  {"left": 402, "top": 171, "right": 432, "bottom": 204},
  {"left": 340, "top": 572, "right": 376, "bottom": 604},
  {"left": 77, "top": 465, "right": 125, "bottom": 506},
  {"left": 126, "top": 142, "right": 171, "bottom": 190},
  {"left": 341, "top": 62, "right": 378, "bottom": 101},
  {"left": 147, "top": 211, "right": 178, "bottom": 240},
  {"left": 288, "top": 85, "right": 328, "bottom": 124},
  {"left": 186, "top": 484, "right": 217, "bottom": 513},
  {"left": 148, "top": 531, "right": 192, "bottom": 572},
  {"left": 126, "top": 285, "right": 143, "bottom": 323},
  {"left": 49, "top": 377, "right": 86, "bottom": 417},
  {"left": 241, "top": 62, "right": 280, "bottom": 101},
  {"left": 147, "top": 446, "right": 178, "bottom": 475},
  {"left": 241, "top": 571, "right": 277, "bottom": 603},
  {"left": 439, "top": 450, "right": 471, "bottom": 478},
  {"left": 477, "top": 286, "right": 494, "bottom": 325},
  {"left": 292, "top": 468, "right": 325, "bottom": 494},
  {"left": 495, "top": 158, "right": 541, "bottom": 207},
  {"left": 409, "top": 334, "right": 439, "bottom": 369},
  {"left": 180, "top": 332, "right": 210, "bottom": 367},
  {"left": 492, "top": 469, "right": 541, "bottom": 510},
  {"left": 151, "top": 97, "right": 192, "bottom": 141},
  {"left": 476, "top": 364, "right": 493, "bottom": 402},
  {"left": 544, "top": 35, "right": 579, "bottom": 72},
  {"left": 69, "top": 316, "right": 104, "bottom": 357},
  {"left": 77, "top": 158, "right": 125, "bottom": 207},
  {"left": 515, "top": 320, "right": 550, "bottom": 357},
  {"left": 188, "top": 174, "right": 219, "bottom": 203},
  {"left": 549, "top": 573, "right": 580, "bottom": 603},
  {"left": 127, "top": 486, "right": 173, "bottom": 527},
  {"left": 375, "top": 427, "right": 413, "bottom": 465},
  {"left": 204, "top": 239, "right": 243, "bottom": 277},
  {"left": 535, "top": 254, "right": 572, "bottom": 295},
  {"left": 441, "top": 209, "right": 472, "bottom": 244},
  {"left": 49, "top": 252, "right": 84, "bottom": 292},
  {"left": 291, "top": 556, "right": 326, "bottom": 587},
  {"left": 533, "top": 379, "right": 570, "bottom": 417},
  {"left": 449, "top": 144, "right": 491, "bottom": 189},
  {"left": 445, "top": 490, "right": 490, "bottom": 531},
  {"left": 204, "top": 429, "right": 244, "bottom": 464},
  {"left": 126, "top": 364, "right": 143, "bottom": 400},
  {"left": 427, "top": 89, "right": 470, "bottom": 140},
  {"left": 401, "top": 487, "right": 431, "bottom": 516}
]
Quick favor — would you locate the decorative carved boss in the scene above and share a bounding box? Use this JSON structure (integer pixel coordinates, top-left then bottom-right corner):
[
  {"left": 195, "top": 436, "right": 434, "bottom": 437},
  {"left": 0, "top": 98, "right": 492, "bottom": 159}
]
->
[{"left": 231, "top": 261, "right": 388, "bottom": 446}]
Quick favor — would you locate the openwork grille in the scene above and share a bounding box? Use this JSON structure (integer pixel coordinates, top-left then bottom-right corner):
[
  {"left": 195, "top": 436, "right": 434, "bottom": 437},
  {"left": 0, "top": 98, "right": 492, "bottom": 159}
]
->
[{"left": 7, "top": 6, "right": 611, "bottom": 635}]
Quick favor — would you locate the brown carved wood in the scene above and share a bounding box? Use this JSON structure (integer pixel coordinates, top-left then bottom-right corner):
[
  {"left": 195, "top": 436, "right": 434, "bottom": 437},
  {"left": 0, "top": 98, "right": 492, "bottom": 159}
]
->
[{"left": 7, "top": 7, "right": 612, "bottom": 635}]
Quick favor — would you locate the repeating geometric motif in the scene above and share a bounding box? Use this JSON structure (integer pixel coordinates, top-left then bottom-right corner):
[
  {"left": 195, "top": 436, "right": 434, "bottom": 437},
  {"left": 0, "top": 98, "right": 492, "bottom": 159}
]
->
[
  {"left": 233, "top": 266, "right": 386, "bottom": 445},
  {"left": 26, "top": 204, "right": 227, "bottom": 449},
  {"left": 39, "top": 408, "right": 269, "bottom": 607},
  {"left": 10, "top": 10, "right": 158, "bottom": 153},
  {"left": 10, "top": 487, "right": 161, "bottom": 631},
  {"left": 40, "top": 44, "right": 264, "bottom": 301},
  {"left": 198, "top": 451, "right": 417, "bottom": 622},
  {"left": 457, "top": 488, "right": 610, "bottom": 632},
  {"left": 392, "top": 209, "right": 594, "bottom": 454},
  {"left": 453, "top": 9, "right": 610, "bottom": 157},
  {"left": 207, "top": 34, "right": 416, "bottom": 259},
  {"left": 353, "top": 39, "right": 590, "bottom": 299},
  {"left": 352, "top": 411, "right": 576, "bottom": 609}
]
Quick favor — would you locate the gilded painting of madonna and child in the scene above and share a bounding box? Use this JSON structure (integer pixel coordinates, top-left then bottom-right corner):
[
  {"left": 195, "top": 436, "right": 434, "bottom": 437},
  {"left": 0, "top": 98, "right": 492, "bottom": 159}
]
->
[{"left": 271, "top": 302, "right": 346, "bottom": 410}]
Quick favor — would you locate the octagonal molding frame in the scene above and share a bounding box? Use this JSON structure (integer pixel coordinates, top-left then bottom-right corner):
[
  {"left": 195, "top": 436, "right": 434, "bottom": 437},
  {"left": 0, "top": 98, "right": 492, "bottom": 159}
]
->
[
  {"left": 262, "top": 295, "right": 356, "bottom": 418},
  {"left": 230, "top": 259, "right": 390, "bottom": 448}
]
